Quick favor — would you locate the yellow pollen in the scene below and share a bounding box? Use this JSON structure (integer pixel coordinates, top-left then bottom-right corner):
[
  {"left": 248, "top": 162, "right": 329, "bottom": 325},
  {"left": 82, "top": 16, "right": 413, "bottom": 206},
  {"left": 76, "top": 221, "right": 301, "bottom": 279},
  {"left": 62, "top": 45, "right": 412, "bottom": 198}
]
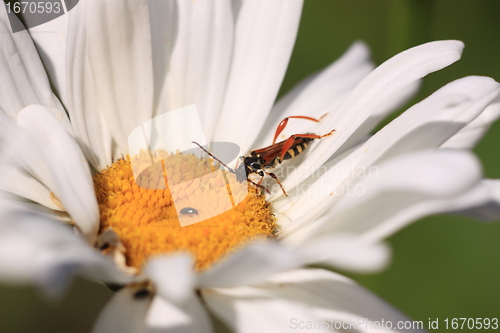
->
[{"left": 93, "top": 151, "right": 276, "bottom": 272}]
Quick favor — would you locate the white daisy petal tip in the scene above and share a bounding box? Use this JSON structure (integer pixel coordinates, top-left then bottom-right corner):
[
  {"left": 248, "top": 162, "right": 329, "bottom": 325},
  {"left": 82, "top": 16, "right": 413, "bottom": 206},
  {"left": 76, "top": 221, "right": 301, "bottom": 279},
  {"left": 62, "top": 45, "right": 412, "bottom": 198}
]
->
[
  {"left": 145, "top": 253, "right": 196, "bottom": 304},
  {"left": 145, "top": 296, "right": 192, "bottom": 329},
  {"left": 198, "top": 241, "right": 300, "bottom": 289},
  {"left": 15, "top": 105, "right": 99, "bottom": 241},
  {"left": 375, "top": 149, "right": 483, "bottom": 197},
  {"left": 442, "top": 75, "right": 500, "bottom": 99},
  {"left": 443, "top": 94, "right": 500, "bottom": 149},
  {"left": 299, "top": 234, "right": 391, "bottom": 273},
  {"left": 92, "top": 286, "right": 152, "bottom": 333},
  {"left": 350, "top": 39, "right": 371, "bottom": 54},
  {"left": 145, "top": 294, "right": 212, "bottom": 332},
  {"left": 409, "top": 39, "right": 464, "bottom": 63},
  {"left": 455, "top": 179, "right": 500, "bottom": 222}
]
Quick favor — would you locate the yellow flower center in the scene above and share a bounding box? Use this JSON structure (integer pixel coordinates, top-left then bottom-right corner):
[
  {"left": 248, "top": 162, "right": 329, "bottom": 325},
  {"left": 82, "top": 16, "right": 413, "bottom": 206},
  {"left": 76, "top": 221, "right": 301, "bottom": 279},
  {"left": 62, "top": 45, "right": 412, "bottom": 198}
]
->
[{"left": 93, "top": 151, "right": 276, "bottom": 272}]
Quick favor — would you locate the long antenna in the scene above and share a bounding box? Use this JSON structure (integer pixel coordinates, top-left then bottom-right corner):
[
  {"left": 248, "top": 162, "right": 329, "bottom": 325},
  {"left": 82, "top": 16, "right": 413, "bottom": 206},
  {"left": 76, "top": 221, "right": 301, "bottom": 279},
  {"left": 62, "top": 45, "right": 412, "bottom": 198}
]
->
[
  {"left": 191, "top": 141, "right": 270, "bottom": 194},
  {"left": 191, "top": 141, "right": 236, "bottom": 173}
]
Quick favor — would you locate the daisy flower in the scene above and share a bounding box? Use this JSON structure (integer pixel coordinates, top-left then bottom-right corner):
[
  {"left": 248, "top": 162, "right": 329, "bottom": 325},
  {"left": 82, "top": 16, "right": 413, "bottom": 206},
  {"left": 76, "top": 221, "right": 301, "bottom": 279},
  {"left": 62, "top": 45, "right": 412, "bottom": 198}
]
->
[{"left": 1, "top": 0, "right": 500, "bottom": 332}]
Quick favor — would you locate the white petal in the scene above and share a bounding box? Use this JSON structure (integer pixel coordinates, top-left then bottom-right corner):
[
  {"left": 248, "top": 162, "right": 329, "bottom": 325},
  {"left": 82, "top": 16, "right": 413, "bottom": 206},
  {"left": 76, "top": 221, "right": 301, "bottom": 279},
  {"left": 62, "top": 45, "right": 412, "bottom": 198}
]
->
[
  {"left": 454, "top": 179, "right": 500, "bottom": 221},
  {"left": 298, "top": 234, "right": 391, "bottom": 273},
  {"left": 67, "top": 0, "right": 154, "bottom": 153},
  {"left": 442, "top": 95, "right": 500, "bottom": 149},
  {"left": 65, "top": 4, "right": 113, "bottom": 170},
  {"left": 97, "top": 228, "right": 137, "bottom": 276},
  {"left": 203, "top": 285, "right": 317, "bottom": 333},
  {"left": 0, "top": 6, "right": 70, "bottom": 131},
  {"left": 214, "top": 0, "right": 304, "bottom": 153},
  {"left": 203, "top": 268, "right": 424, "bottom": 333},
  {"left": 147, "top": 0, "right": 175, "bottom": 111},
  {"left": 16, "top": 105, "right": 99, "bottom": 240},
  {"left": 28, "top": 14, "right": 69, "bottom": 104},
  {"left": 0, "top": 214, "right": 67, "bottom": 284},
  {"left": 296, "top": 150, "right": 488, "bottom": 245},
  {"left": 336, "top": 79, "right": 421, "bottom": 157},
  {"left": 359, "top": 76, "right": 499, "bottom": 165},
  {"left": 145, "top": 294, "right": 212, "bottom": 333},
  {"left": 0, "top": 163, "right": 60, "bottom": 210},
  {"left": 276, "top": 76, "right": 499, "bottom": 226},
  {"left": 151, "top": 0, "right": 234, "bottom": 142},
  {"left": 0, "top": 189, "right": 70, "bottom": 224},
  {"left": 253, "top": 41, "right": 374, "bottom": 150},
  {"left": 39, "top": 244, "right": 134, "bottom": 297},
  {"left": 0, "top": 203, "right": 131, "bottom": 297},
  {"left": 277, "top": 40, "right": 465, "bottom": 196},
  {"left": 198, "top": 241, "right": 300, "bottom": 289},
  {"left": 145, "top": 254, "right": 195, "bottom": 304},
  {"left": 92, "top": 286, "right": 152, "bottom": 333}
]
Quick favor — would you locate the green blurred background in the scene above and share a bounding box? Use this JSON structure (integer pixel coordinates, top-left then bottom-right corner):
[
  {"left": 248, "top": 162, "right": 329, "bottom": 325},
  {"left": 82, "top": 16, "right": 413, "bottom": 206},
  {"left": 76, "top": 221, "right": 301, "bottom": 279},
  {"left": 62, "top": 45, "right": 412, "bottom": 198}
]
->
[{"left": 1, "top": 0, "right": 500, "bottom": 332}]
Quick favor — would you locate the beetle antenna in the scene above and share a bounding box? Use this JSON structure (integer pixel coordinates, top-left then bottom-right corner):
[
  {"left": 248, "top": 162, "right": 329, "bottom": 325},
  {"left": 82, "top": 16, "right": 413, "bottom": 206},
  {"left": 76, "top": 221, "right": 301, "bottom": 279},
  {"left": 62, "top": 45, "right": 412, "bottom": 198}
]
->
[{"left": 191, "top": 141, "right": 236, "bottom": 174}]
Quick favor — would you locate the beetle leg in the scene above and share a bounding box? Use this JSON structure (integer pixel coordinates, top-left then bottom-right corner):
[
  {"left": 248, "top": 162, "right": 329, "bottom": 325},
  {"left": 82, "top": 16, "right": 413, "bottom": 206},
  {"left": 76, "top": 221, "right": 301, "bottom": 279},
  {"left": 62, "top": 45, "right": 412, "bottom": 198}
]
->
[
  {"left": 247, "top": 178, "right": 270, "bottom": 194},
  {"left": 272, "top": 114, "right": 328, "bottom": 144},
  {"left": 265, "top": 171, "right": 288, "bottom": 196}
]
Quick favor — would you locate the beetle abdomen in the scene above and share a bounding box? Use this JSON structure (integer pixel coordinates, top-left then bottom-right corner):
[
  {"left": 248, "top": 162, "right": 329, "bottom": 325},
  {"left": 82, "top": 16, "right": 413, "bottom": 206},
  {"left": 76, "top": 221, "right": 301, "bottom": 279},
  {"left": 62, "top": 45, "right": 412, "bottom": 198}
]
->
[{"left": 282, "top": 139, "right": 310, "bottom": 161}]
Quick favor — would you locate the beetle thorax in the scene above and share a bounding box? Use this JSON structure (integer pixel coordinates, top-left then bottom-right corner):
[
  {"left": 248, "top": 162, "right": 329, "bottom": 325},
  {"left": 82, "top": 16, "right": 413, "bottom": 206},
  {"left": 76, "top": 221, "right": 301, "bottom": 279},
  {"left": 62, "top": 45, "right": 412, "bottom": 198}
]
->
[{"left": 244, "top": 156, "right": 263, "bottom": 173}]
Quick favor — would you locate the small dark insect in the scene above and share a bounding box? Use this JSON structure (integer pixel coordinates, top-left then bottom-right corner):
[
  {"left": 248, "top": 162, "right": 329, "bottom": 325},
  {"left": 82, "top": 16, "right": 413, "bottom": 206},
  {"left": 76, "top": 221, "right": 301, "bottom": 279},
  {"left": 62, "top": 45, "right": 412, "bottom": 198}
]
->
[
  {"left": 179, "top": 207, "right": 199, "bottom": 216},
  {"left": 99, "top": 242, "right": 110, "bottom": 251},
  {"left": 133, "top": 288, "right": 151, "bottom": 299},
  {"left": 192, "top": 115, "right": 335, "bottom": 196}
]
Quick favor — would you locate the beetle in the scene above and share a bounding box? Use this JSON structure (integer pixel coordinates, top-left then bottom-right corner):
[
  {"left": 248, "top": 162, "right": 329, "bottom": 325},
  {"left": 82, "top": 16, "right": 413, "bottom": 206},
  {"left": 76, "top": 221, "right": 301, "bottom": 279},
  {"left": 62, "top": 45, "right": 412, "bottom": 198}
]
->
[
  {"left": 179, "top": 207, "right": 199, "bottom": 216},
  {"left": 192, "top": 115, "right": 335, "bottom": 196}
]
